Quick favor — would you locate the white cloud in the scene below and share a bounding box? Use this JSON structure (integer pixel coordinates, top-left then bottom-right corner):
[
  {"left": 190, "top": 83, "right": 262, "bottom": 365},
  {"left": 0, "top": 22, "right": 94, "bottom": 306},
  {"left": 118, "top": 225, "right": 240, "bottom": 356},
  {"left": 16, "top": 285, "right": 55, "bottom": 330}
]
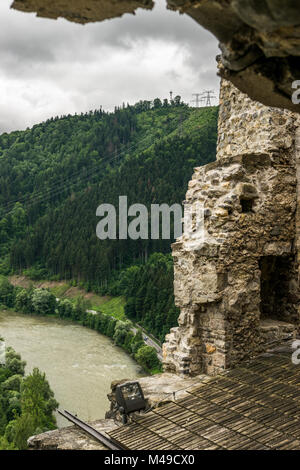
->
[{"left": 0, "top": 0, "right": 220, "bottom": 133}]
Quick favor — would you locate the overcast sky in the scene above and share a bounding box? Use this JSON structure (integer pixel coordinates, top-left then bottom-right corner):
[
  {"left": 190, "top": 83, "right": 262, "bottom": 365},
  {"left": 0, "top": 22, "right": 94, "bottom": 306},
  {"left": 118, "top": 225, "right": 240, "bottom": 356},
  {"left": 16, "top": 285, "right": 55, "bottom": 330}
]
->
[{"left": 0, "top": 0, "right": 220, "bottom": 133}]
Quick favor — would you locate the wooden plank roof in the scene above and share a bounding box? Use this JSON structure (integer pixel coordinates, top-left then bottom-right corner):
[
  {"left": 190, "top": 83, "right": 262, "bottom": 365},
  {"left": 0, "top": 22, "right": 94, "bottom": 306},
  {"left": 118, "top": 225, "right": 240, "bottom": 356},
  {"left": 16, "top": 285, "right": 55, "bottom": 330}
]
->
[{"left": 108, "top": 351, "right": 300, "bottom": 450}]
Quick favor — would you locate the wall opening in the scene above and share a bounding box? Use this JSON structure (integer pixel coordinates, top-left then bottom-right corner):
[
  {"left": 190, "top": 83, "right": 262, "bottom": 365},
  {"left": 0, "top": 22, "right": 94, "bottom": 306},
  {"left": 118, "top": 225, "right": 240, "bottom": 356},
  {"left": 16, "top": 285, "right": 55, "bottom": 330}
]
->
[
  {"left": 240, "top": 198, "right": 254, "bottom": 213},
  {"left": 259, "top": 255, "right": 293, "bottom": 321}
]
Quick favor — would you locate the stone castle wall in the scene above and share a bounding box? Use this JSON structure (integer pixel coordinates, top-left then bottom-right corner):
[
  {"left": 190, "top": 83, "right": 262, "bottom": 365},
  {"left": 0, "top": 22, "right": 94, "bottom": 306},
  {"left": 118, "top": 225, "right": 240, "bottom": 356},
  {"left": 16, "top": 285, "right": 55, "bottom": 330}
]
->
[{"left": 163, "top": 79, "right": 300, "bottom": 376}]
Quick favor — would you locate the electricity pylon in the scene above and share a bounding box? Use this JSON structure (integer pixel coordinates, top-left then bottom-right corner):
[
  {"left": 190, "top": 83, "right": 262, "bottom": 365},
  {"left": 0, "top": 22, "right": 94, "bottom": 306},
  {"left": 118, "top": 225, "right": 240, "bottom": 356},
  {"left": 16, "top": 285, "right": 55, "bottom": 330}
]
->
[{"left": 201, "top": 90, "right": 216, "bottom": 106}]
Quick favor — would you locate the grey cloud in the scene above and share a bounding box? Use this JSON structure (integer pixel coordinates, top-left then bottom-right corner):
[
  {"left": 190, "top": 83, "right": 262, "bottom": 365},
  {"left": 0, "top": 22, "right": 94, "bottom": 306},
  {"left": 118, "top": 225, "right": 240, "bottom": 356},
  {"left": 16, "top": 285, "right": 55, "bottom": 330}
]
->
[
  {"left": 0, "top": 0, "right": 220, "bottom": 132},
  {"left": 87, "top": 1, "right": 217, "bottom": 49}
]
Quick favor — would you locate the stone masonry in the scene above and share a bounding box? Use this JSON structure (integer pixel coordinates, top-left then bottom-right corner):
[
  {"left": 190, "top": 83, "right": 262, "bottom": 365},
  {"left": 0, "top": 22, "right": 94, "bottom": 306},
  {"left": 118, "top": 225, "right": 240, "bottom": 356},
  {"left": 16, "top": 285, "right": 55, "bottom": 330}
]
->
[{"left": 163, "top": 78, "right": 300, "bottom": 377}]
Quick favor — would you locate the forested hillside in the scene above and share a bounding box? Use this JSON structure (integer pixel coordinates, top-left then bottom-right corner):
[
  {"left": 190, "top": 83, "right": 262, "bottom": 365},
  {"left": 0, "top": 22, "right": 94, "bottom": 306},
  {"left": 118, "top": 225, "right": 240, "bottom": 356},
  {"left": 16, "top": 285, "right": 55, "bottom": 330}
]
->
[{"left": 0, "top": 98, "right": 218, "bottom": 338}]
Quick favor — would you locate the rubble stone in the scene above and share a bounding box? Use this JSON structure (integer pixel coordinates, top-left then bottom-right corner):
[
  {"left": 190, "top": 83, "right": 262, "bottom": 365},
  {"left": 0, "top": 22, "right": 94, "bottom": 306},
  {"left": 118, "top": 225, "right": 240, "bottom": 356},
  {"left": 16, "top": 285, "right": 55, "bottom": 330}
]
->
[{"left": 163, "top": 79, "right": 300, "bottom": 376}]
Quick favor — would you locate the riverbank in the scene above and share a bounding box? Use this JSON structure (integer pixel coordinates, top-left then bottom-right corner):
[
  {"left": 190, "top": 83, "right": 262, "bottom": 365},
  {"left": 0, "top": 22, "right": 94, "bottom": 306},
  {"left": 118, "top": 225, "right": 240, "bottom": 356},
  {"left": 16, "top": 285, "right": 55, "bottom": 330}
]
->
[
  {"left": 0, "top": 309, "right": 144, "bottom": 428},
  {"left": 9, "top": 275, "right": 163, "bottom": 364},
  {"left": 9, "top": 275, "right": 126, "bottom": 320},
  {"left": 0, "top": 276, "right": 162, "bottom": 374}
]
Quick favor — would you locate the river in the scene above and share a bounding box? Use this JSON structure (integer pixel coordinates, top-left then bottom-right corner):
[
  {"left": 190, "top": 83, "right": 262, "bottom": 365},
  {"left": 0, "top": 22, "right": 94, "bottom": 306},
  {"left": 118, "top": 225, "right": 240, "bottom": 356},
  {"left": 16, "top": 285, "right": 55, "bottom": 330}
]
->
[{"left": 0, "top": 310, "right": 144, "bottom": 427}]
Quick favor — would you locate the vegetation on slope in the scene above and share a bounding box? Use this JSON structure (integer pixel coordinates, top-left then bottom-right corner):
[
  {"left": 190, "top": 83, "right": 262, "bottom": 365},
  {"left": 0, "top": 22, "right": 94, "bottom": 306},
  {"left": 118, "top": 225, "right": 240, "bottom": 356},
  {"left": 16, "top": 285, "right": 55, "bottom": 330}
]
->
[
  {"left": 0, "top": 99, "right": 218, "bottom": 339},
  {"left": 0, "top": 276, "right": 161, "bottom": 375},
  {"left": 106, "top": 253, "right": 178, "bottom": 342},
  {"left": 0, "top": 338, "right": 58, "bottom": 450}
]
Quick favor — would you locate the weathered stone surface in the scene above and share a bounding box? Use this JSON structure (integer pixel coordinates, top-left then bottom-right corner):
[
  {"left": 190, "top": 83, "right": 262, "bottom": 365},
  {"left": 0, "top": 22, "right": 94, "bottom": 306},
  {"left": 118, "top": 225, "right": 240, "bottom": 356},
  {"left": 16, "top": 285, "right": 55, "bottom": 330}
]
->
[
  {"left": 28, "top": 373, "right": 207, "bottom": 449},
  {"left": 259, "top": 319, "right": 296, "bottom": 345},
  {"left": 11, "top": 0, "right": 154, "bottom": 24},
  {"left": 163, "top": 78, "right": 300, "bottom": 377},
  {"left": 28, "top": 419, "right": 119, "bottom": 450},
  {"left": 106, "top": 372, "right": 206, "bottom": 422},
  {"left": 167, "top": 0, "right": 300, "bottom": 112}
]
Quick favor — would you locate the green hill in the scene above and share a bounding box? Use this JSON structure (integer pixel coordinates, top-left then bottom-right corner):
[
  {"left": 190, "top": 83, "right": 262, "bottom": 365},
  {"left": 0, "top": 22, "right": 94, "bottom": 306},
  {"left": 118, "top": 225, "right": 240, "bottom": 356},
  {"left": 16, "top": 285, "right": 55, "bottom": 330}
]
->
[{"left": 0, "top": 98, "right": 218, "bottom": 339}]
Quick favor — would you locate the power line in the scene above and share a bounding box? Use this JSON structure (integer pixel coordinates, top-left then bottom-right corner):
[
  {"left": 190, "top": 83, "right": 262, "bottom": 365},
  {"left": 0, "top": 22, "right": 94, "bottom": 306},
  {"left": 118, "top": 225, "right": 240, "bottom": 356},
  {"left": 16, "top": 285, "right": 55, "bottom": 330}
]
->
[
  {"left": 0, "top": 114, "right": 191, "bottom": 219},
  {"left": 1, "top": 136, "right": 149, "bottom": 213},
  {"left": 2, "top": 114, "right": 188, "bottom": 214},
  {"left": 201, "top": 90, "right": 216, "bottom": 107},
  {"left": 191, "top": 93, "right": 203, "bottom": 108},
  {"left": 191, "top": 91, "right": 217, "bottom": 107},
  {"left": 2, "top": 124, "right": 206, "bottom": 220},
  {"left": 0, "top": 138, "right": 152, "bottom": 216}
]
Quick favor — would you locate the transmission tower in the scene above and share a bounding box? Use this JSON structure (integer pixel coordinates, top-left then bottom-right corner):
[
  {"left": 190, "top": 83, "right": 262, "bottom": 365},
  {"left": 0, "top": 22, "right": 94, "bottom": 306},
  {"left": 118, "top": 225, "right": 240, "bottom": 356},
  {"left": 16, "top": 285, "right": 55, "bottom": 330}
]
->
[
  {"left": 170, "top": 91, "right": 173, "bottom": 102},
  {"left": 201, "top": 90, "right": 216, "bottom": 107},
  {"left": 191, "top": 93, "right": 202, "bottom": 108}
]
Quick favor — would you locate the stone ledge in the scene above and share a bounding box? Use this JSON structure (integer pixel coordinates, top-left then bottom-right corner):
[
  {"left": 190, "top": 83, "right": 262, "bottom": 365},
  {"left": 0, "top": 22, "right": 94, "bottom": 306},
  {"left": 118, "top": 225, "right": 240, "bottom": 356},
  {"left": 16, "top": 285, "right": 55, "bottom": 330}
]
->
[
  {"left": 11, "top": 0, "right": 154, "bottom": 24},
  {"left": 28, "top": 373, "right": 209, "bottom": 450},
  {"left": 106, "top": 372, "right": 208, "bottom": 420},
  {"left": 28, "top": 419, "right": 119, "bottom": 450}
]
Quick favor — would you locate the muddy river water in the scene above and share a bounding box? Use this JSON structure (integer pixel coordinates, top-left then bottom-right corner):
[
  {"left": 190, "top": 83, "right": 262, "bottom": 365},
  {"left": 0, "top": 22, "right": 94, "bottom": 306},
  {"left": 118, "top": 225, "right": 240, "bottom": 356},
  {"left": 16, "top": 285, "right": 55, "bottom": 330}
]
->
[{"left": 0, "top": 310, "right": 144, "bottom": 427}]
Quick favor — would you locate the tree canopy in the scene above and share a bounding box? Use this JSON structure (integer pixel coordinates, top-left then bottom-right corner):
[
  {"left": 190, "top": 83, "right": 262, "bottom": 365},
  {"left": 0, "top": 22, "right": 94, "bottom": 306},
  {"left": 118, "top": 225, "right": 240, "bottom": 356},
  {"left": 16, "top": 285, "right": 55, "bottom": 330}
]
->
[{"left": 0, "top": 99, "right": 218, "bottom": 341}]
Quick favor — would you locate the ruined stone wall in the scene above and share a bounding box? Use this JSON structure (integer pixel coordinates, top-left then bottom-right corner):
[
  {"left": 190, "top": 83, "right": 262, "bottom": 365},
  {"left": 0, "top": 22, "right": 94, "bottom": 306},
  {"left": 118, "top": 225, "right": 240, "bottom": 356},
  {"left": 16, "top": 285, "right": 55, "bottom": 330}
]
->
[
  {"left": 163, "top": 79, "right": 300, "bottom": 377},
  {"left": 217, "top": 80, "right": 296, "bottom": 161}
]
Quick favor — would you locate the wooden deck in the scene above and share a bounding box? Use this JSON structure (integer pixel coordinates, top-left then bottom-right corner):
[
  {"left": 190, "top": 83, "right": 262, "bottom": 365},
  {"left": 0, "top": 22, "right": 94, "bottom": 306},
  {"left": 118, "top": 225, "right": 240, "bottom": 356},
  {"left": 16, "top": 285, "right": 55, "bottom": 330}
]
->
[{"left": 108, "top": 350, "right": 300, "bottom": 450}]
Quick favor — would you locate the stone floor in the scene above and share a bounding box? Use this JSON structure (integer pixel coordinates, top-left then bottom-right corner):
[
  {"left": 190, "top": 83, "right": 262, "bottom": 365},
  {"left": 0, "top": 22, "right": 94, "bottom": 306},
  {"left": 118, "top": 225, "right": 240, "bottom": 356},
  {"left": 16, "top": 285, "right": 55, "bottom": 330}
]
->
[{"left": 108, "top": 346, "right": 300, "bottom": 450}]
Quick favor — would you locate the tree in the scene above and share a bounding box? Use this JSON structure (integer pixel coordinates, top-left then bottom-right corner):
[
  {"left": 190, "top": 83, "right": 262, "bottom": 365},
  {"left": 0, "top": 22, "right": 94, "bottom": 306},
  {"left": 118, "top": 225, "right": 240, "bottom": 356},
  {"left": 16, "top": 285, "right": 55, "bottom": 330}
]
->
[
  {"left": 0, "top": 401, "right": 7, "bottom": 435},
  {"left": 153, "top": 98, "right": 162, "bottom": 109},
  {"left": 113, "top": 321, "right": 132, "bottom": 347},
  {"left": 11, "top": 203, "right": 27, "bottom": 239},
  {"left": 31, "top": 289, "right": 56, "bottom": 316},
  {"left": 97, "top": 312, "right": 110, "bottom": 335},
  {"left": 124, "top": 297, "right": 136, "bottom": 319},
  {"left": 0, "top": 436, "right": 17, "bottom": 450},
  {"left": 2, "top": 375, "right": 22, "bottom": 392},
  {"left": 72, "top": 296, "right": 91, "bottom": 321},
  {"left": 6, "top": 393, "right": 21, "bottom": 422},
  {"left": 5, "top": 414, "right": 35, "bottom": 450},
  {"left": 174, "top": 95, "right": 182, "bottom": 106},
  {"left": 15, "top": 288, "right": 32, "bottom": 313},
  {"left": 135, "top": 345, "right": 160, "bottom": 372},
  {"left": 123, "top": 331, "right": 134, "bottom": 353},
  {"left": 57, "top": 298, "right": 74, "bottom": 318},
  {"left": 106, "top": 317, "right": 117, "bottom": 338},
  {"left": 0, "top": 277, "right": 14, "bottom": 308},
  {"left": 130, "top": 330, "right": 144, "bottom": 354},
  {"left": 21, "top": 368, "right": 58, "bottom": 429},
  {"left": 5, "top": 348, "right": 26, "bottom": 376},
  {"left": 0, "top": 344, "right": 58, "bottom": 450}
]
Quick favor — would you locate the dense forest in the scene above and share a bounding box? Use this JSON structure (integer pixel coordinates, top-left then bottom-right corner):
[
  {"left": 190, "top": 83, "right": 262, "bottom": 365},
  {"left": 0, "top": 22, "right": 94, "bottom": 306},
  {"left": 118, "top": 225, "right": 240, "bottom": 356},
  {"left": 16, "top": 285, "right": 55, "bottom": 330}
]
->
[
  {"left": 0, "top": 98, "right": 218, "bottom": 338},
  {"left": 108, "top": 253, "right": 179, "bottom": 341},
  {"left": 0, "top": 339, "right": 58, "bottom": 450}
]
